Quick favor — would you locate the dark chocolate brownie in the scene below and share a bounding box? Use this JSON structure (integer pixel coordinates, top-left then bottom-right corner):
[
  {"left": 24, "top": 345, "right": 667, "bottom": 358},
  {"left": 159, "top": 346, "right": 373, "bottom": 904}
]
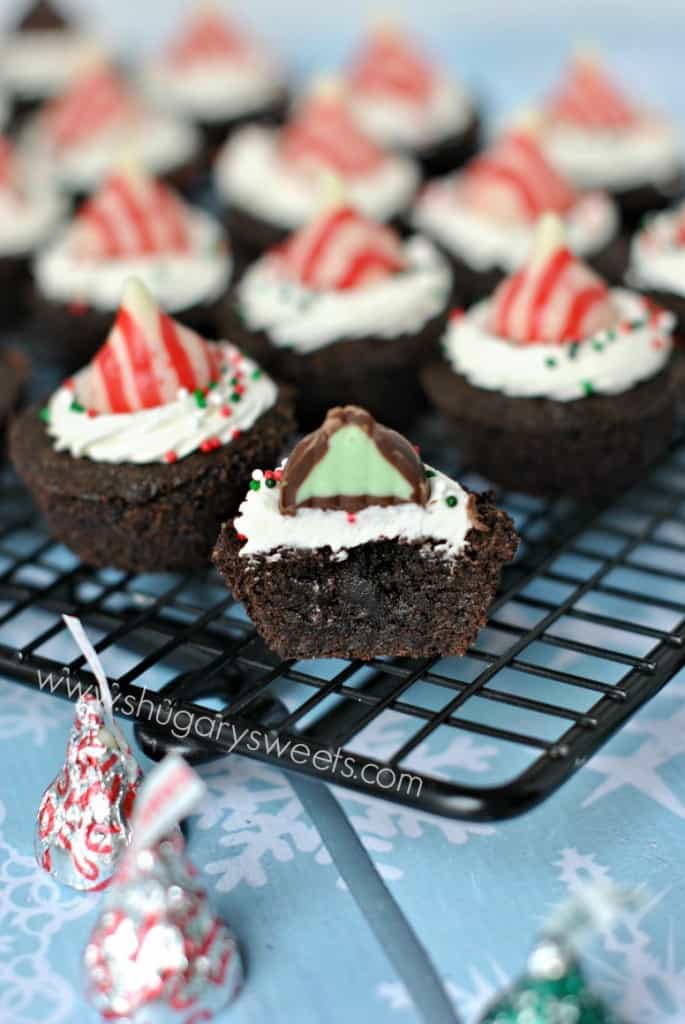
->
[
  {"left": 213, "top": 490, "right": 518, "bottom": 660},
  {"left": 18, "top": 0, "right": 66, "bottom": 30},
  {"left": 612, "top": 171, "right": 685, "bottom": 229},
  {"left": 194, "top": 90, "right": 290, "bottom": 177},
  {"left": 0, "top": 255, "right": 33, "bottom": 330},
  {"left": 29, "top": 293, "right": 228, "bottom": 374},
  {"left": 421, "top": 362, "right": 677, "bottom": 500},
  {"left": 1, "top": 348, "right": 29, "bottom": 451},
  {"left": 221, "top": 297, "right": 447, "bottom": 430},
  {"left": 431, "top": 230, "right": 630, "bottom": 310},
  {"left": 10, "top": 391, "right": 296, "bottom": 572}
]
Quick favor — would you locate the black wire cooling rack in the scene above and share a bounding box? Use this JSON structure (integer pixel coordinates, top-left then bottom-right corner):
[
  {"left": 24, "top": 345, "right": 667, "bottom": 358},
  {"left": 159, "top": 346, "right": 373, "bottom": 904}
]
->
[{"left": 2, "top": 411, "right": 685, "bottom": 822}]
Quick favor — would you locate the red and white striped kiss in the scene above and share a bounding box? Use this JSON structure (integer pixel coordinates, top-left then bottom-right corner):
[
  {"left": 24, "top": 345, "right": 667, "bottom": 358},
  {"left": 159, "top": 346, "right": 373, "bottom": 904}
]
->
[
  {"left": 46, "top": 64, "right": 138, "bottom": 150},
  {"left": 275, "top": 203, "right": 406, "bottom": 290},
  {"left": 75, "top": 168, "right": 192, "bottom": 259},
  {"left": 487, "top": 213, "right": 618, "bottom": 344},
  {"left": 460, "top": 130, "right": 577, "bottom": 224},
  {"left": 0, "top": 137, "right": 19, "bottom": 195},
  {"left": 349, "top": 24, "right": 435, "bottom": 105},
  {"left": 281, "top": 86, "right": 385, "bottom": 178},
  {"left": 82, "top": 278, "right": 224, "bottom": 414},
  {"left": 168, "top": 8, "right": 249, "bottom": 66},
  {"left": 547, "top": 51, "right": 638, "bottom": 129}
]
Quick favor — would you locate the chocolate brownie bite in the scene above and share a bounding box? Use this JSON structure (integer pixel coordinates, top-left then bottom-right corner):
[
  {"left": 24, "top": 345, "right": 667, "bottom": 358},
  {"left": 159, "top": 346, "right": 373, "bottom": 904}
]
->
[
  {"left": 626, "top": 200, "right": 685, "bottom": 338},
  {"left": 0, "top": 1, "right": 98, "bottom": 123},
  {"left": 535, "top": 49, "right": 684, "bottom": 226},
  {"left": 0, "top": 348, "right": 29, "bottom": 450},
  {"left": 412, "top": 121, "right": 625, "bottom": 308},
  {"left": 213, "top": 406, "right": 518, "bottom": 660},
  {"left": 421, "top": 214, "right": 678, "bottom": 500},
  {"left": 342, "top": 19, "right": 481, "bottom": 180},
  {"left": 138, "top": 5, "right": 289, "bottom": 172},
  {"left": 11, "top": 278, "right": 295, "bottom": 572},
  {"left": 214, "top": 79, "right": 420, "bottom": 266},
  {"left": 32, "top": 160, "right": 231, "bottom": 369},
  {"left": 221, "top": 192, "right": 452, "bottom": 430},
  {"left": 21, "top": 58, "right": 201, "bottom": 200},
  {"left": 0, "top": 135, "right": 64, "bottom": 329}
]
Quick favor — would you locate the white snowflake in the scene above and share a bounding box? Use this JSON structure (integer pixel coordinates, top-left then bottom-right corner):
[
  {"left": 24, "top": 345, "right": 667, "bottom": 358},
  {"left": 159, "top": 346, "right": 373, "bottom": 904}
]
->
[
  {"left": 556, "top": 848, "right": 685, "bottom": 1024},
  {"left": 0, "top": 800, "right": 95, "bottom": 1024},
  {"left": 0, "top": 680, "right": 70, "bottom": 746},
  {"left": 583, "top": 701, "right": 685, "bottom": 818},
  {"left": 193, "top": 714, "right": 497, "bottom": 890}
]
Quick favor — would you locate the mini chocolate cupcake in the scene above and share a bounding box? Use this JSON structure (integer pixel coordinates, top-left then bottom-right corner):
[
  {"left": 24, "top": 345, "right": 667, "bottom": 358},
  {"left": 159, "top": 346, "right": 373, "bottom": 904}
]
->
[
  {"left": 139, "top": 3, "right": 289, "bottom": 169},
  {"left": 33, "top": 161, "right": 231, "bottom": 368},
  {"left": 412, "top": 124, "right": 624, "bottom": 308},
  {"left": 626, "top": 201, "right": 685, "bottom": 337},
  {"left": 214, "top": 80, "right": 420, "bottom": 267},
  {"left": 537, "top": 50, "right": 684, "bottom": 225},
  {"left": 422, "top": 215, "right": 677, "bottom": 500},
  {"left": 0, "top": 347, "right": 29, "bottom": 451},
  {"left": 0, "top": 1, "right": 97, "bottom": 123},
  {"left": 22, "top": 59, "right": 201, "bottom": 199},
  {"left": 213, "top": 405, "right": 518, "bottom": 660},
  {"left": 221, "top": 195, "right": 452, "bottom": 429},
  {"left": 0, "top": 135, "right": 64, "bottom": 329},
  {"left": 343, "top": 19, "right": 480, "bottom": 179},
  {"left": 11, "top": 278, "right": 296, "bottom": 572}
]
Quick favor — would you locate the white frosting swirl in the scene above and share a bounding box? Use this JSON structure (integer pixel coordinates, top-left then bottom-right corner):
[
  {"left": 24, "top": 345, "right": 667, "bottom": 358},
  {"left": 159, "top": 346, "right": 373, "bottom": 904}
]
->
[
  {"left": 628, "top": 204, "right": 685, "bottom": 298},
  {"left": 46, "top": 344, "right": 278, "bottom": 464},
  {"left": 235, "top": 464, "right": 472, "bottom": 558},
  {"left": 542, "top": 120, "right": 681, "bottom": 190},
  {"left": 140, "top": 55, "right": 285, "bottom": 123},
  {"left": 413, "top": 179, "right": 618, "bottom": 272},
  {"left": 348, "top": 77, "right": 473, "bottom": 149},
  {"left": 237, "top": 236, "right": 451, "bottom": 353},
  {"left": 0, "top": 30, "right": 96, "bottom": 100},
  {"left": 443, "top": 289, "right": 674, "bottom": 401},
  {"left": 34, "top": 207, "right": 231, "bottom": 312},
  {"left": 214, "top": 124, "right": 419, "bottom": 228},
  {"left": 22, "top": 112, "right": 200, "bottom": 194}
]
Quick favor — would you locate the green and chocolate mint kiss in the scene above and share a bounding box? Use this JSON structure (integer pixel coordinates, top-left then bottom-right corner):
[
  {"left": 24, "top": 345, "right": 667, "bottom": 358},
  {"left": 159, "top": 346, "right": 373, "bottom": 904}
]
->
[{"left": 279, "top": 406, "right": 429, "bottom": 515}]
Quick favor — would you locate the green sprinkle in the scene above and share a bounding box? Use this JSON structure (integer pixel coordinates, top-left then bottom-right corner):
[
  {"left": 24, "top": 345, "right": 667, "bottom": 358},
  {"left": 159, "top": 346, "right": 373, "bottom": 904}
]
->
[
  {"left": 249, "top": 480, "right": 261, "bottom": 491},
  {"left": 231, "top": 392, "right": 242, "bottom": 403},
  {"left": 251, "top": 368, "right": 263, "bottom": 380},
  {"left": 445, "top": 495, "right": 458, "bottom": 508},
  {"left": 70, "top": 399, "right": 85, "bottom": 413},
  {"left": 568, "top": 343, "right": 580, "bottom": 360},
  {"left": 582, "top": 380, "right": 594, "bottom": 396},
  {"left": 606, "top": 329, "right": 617, "bottom": 341},
  {"left": 545, "top": 357, "right": 558, "bottom": 369},
  {"left": 265, "top": 478, "right": 277, "bottom": 489},
  {"left": 425, "top": 469, "right": 436, "bottom": 478},
  {"left": 630, "top": 319, "right": 646, "bottom": 330},
  {"left": 39, "top": 406, "right": 50, "bottom": 423},
  {"left": 194, "top": 388, "right": 207, "bottom": 409},
  {"left": 592, "top": 340, "right": 604, "bottom": 352},
  {"left": 208, "top": 380, "right": 218, "bottom": 390}
]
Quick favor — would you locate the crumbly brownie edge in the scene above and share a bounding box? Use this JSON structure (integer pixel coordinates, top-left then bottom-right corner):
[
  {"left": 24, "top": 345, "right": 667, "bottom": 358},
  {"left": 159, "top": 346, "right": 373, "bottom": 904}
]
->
[{"left": 212, "top": 490, "right": 519, "bottom": 660}]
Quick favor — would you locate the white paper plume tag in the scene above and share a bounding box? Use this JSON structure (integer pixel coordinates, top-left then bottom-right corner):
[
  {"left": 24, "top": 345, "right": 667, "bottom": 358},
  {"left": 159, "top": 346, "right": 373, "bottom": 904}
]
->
[{"left": 129, "top": 754, "right": 205, "bottom": 853}]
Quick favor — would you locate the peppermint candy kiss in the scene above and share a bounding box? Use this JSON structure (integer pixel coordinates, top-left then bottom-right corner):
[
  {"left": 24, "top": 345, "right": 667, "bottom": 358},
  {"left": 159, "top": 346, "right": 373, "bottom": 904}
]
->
[
  {"left": 548, "top": 48, "right": 638, "bottom": 129},
  {"left": 275, "top": 201, "right": 406, "bottom": 291},
  {"left": 79, "top": 278, "right": 224, "bottom": 414},
  {"left": 0, "top": 137, "right": 19, "bottom": 194},
  {"left": 168, "top": 4, "right": 250, "bottom": 66},
  {"left": 74, "top": 165, "right": 192, "bottom": 260},
  {"left": 349, "top": 21, "right": 436, "bottom": 105},
  {"left": 460, "top": 128, "right": 577, "bottom": 224},
  {"left": 487, "top": 213, "right": 618, "bottom": 344},
  {"left": 281, "top": 80, "right": 385, "bottom": 177},
  {"left": 46, "top": 61, "right": 138, "bottom": 150}
]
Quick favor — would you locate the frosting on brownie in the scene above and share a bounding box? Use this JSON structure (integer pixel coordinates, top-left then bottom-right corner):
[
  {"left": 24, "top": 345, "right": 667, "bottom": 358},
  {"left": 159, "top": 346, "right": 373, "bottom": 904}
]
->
[
  {"left": 235, "top": 463, "right": 471, "bottom": 558},
  {"left": 34, "top": 167, "right": 231, "bottom": 312},
  {"left": 628, "top": 202, "right": 685, "bottom": 298},
  {"left": 443, "top": 215, "right": 674, "bottom": 401},
  {"left": 45, "top": 279, "right": 276, "bottom": 464},
  {"left": 0, "top": 30, "right": 96, "bottom": 100}
]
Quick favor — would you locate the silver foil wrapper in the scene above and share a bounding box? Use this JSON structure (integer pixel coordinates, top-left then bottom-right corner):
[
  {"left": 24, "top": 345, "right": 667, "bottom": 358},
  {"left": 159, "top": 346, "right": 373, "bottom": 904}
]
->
[
  {"left": 84, "top": 830, "right": 243, "bottom": 1022},
  {"left": 35, "top": 693, "right": 141, "bottom": 891}
]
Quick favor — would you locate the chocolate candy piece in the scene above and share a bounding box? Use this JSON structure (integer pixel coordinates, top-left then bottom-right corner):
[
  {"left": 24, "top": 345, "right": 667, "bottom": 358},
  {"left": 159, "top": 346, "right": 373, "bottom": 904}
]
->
[
  {"left": 18, "top": 0, "right": 68, "bottom": 31},
  {"left": 279, "top": 405, "right": 429, "bottom": 515}
]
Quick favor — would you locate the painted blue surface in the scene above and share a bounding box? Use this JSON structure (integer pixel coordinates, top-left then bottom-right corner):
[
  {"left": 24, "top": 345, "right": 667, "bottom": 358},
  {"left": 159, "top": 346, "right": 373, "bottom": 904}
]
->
[{"left": 1, "top": 3, "right": 685, "bottom": 1022}]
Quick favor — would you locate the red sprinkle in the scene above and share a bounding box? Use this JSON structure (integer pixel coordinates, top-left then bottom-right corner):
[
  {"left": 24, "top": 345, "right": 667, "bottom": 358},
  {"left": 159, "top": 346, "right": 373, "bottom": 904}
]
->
[
  {"left": 346, "top": 513, "right": 357, "bottom": 524},
  {"left": 220, "top": 405, "right": 232, "bottom": 417},
  {"left": 231, "top": 429, "right": 242, "bottom": 440},
  {"left": 236, "top": 529, "right": 247, "bottom": 542},
  {"left": 68, "top": 301, "right": 88, "bottom": 316},
  {"left": 651, "top": 337, "right": 666, "bottom": 350},
  {"left": 264, "top": 469, "right": 275, "bottom": 479},
  {"left": 64, "top": 377, "right": 75, "bottom": 391},
  {"left": 449, "top": 307, "right": 465, "bottom": 322},
  {"left": 273, "top": 469, "right": 283, "bottom": 481},
  {"left": 87, "top": 408, "right": 98, "bottom": 419},
  {"left": 200, "top": 436, "right": 221, "bottom": 453},
  {"left": 234, "top": 383, "right": 246, "bottom": 396},
  {"left": 164, "top": 451, "right": 177, "bottom": 464}
]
